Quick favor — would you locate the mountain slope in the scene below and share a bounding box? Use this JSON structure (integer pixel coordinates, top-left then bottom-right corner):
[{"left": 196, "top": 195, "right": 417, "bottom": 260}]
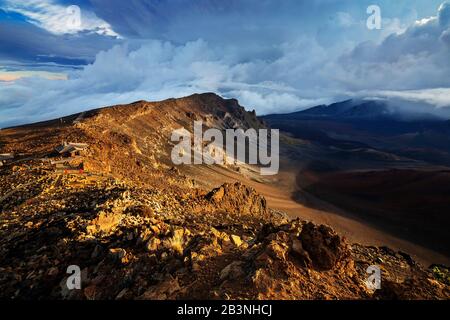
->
[
  {"left": 0, "top": 93, "right": 264, "bottom": 188},
  {"left": 276, "top": 99, "right": 393, "bottom": 120},
  {"left": 0, "top": 93, "right": 448, "bottom": 300}
]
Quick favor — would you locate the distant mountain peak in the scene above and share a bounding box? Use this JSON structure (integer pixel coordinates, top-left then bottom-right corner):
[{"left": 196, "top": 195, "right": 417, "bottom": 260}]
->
[{"left": 298, "top": 99, "right": 391, "bottom": 120}]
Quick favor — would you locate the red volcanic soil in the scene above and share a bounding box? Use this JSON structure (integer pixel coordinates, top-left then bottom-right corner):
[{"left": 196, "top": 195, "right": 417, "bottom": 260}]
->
[{"left": 296, "top": 169, "right": 450, "bottom": 262}]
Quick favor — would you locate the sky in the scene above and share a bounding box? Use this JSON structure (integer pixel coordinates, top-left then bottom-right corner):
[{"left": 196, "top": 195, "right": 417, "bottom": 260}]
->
[{"left": 0, "top": 0, "right": 450, "bottom": 127}]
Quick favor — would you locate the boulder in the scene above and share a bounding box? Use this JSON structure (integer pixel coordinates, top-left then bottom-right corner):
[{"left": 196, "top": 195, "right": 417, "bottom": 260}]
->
[
  {"left": 205, "top": 182, "right": 268, "bottom": 217},
  {"left": 298, "top": 222, "right": 352, "bottom": 271},
  {"left": 86, "top": 212, "right": 122, "bottom": 236}
]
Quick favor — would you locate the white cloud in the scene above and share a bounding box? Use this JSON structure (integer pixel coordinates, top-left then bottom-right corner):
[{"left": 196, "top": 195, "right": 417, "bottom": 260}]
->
[
  {"left": 0, "top": 39, "right": 329, "bottom": 126},
  {"left": 2, "top": 0, "right": 119, "bottom": 36},
  {"left": 226, "top": 90, "right": 330, "bottom": 114},
  {"left": 359, "top": 88, "right": 450, "bottom": 108},
  {"left": 341, "top": 1, "right": 450, "bottom": 93}
]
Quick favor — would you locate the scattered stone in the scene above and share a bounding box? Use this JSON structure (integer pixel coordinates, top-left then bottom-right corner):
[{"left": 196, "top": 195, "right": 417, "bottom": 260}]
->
[
  {"left": 109, "top": 248, "right": 128, "bottom": 264},
  {"left": 220, "top": 261, "right": 245, "bottom": 281},
  {"left": 138, "top": 228, "right": 152, "bottom": 244},
  {"left": 115, "top": 288, "right": 129, "bottom": 300},
  {"left": 87, "top": 212, "right": 122, "bottom": 236},
  {"left": 146, "top": 238, "right": 161, "bottom": 253},
  {"left": 47, "top": 267, "right": 59, "bottom": 276},
  {"left": 150, "top": 225, "right": 160, "bottom": 235},
  {"left": 138, "top": 276, "right": 181, "bottom": 300},
  {"left": 84, "top": 285, "right": 98, "bottom": 300},
  {"left": 266, "top": 241, "right": 289, "bottom": 261},
  {"left": 230, "top": 235, "right": 242, "bottom": 247}
]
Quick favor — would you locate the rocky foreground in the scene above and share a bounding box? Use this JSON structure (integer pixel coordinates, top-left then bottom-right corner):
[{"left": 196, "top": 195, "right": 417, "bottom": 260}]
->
[{"left": 0, "top": 163, "right": 449, "bottom": 300}]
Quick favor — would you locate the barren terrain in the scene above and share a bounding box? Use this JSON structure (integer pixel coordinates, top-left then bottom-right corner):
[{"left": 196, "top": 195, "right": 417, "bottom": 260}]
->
[{"left": 0, "top": 93, "right": 448, "bottom": 299}]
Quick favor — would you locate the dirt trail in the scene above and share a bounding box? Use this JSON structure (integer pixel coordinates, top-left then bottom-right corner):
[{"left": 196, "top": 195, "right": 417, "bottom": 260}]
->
[{"left": 192, "top": 165, "right": 450, "bottom": 267}]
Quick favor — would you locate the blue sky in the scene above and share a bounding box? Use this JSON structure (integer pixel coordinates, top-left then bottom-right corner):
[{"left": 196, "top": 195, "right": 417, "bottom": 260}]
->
[{"left": 0, "top": 0, "right": 450, "bottom": 127}]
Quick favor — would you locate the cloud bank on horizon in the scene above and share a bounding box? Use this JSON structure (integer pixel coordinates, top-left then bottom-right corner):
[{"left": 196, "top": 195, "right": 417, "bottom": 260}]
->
[{"left": 0, "top": 0, "right": 450, "bottom": 127}]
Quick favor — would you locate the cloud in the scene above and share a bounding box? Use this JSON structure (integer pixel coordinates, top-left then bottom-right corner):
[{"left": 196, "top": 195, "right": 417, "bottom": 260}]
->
[
  {"left": 0, "top": 70, "right": 67, "bottom": 81},
  {"left": 339, "top": 1, "right": 450, "bottom": 94},
  {"left": 358, "top": 88, "right": 450, "bottom": 108},
  {"left": 226, "top": 90, "right": 330, "bottom": 115},
  {"left": 439, "top": 1, "right": 450, "bottom": 27},
  {"left": 0, "top": 1, "right": 449, "bottom": 127},
  {"left": 1, "top": 0, "right": 119, "bottom": 36},
  {"left": 0, "top": 3, "right": 123, "bottom": 71},
  {"left": 0, "top": 39, "right": 327, "bottom": 126}
]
